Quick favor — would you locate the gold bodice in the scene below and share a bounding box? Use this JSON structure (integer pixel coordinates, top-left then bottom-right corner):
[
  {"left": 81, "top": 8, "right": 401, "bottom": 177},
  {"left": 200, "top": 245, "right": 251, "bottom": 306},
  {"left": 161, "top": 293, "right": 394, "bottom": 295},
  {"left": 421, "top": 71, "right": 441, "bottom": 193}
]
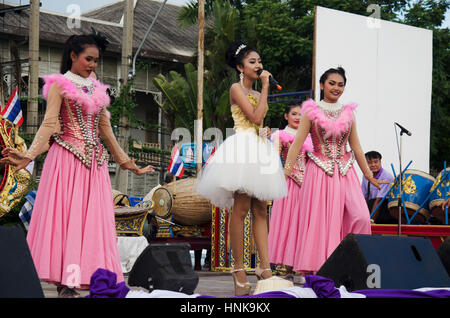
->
[{"left": 230, "top": 94, "right": 267, "bottom": 134}]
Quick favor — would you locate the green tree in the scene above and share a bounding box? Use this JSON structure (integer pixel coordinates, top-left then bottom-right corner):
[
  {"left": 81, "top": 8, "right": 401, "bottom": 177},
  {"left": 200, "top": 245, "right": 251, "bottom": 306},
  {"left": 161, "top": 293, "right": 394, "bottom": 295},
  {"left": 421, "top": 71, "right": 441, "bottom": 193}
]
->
[
  {"left": 153, "top": 63, "right": 232, "bottom": 135},
  {"left": 401, "top": 0, "right": 449, "bottom": 171},
  {"left": 174, "top": 0, "right": 448, "bottom": 169}
]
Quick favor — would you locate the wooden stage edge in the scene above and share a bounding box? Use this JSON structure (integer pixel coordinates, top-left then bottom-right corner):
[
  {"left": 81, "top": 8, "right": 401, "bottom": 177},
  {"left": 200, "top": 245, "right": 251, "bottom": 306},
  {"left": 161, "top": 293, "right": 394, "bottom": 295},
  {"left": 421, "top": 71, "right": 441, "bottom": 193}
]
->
[{"left": 371, "top": 224, "right": 450, "bottom": 249}]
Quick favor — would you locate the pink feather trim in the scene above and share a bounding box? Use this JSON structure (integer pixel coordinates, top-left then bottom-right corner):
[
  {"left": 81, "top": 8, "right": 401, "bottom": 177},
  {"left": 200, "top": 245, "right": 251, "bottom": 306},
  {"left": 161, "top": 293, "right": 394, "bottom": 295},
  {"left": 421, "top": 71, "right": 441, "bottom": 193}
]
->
[
  {"left": 42, "top": 73, "right": 110, "bottom": 116},
  {"left": 271, "top": 129, "right": 313, "bottom": 152},
  {"left": 300, "top": 99, "right": 356, "bottom": 138}
]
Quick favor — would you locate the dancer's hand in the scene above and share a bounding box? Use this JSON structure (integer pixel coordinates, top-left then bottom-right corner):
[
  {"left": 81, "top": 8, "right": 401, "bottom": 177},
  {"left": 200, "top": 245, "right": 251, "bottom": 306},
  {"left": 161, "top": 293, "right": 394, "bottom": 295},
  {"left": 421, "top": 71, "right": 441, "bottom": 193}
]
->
[
  {"left": 442, "top": 198, "right": 450, "bottom": 211},
  {"left": 367, "top": 176, "right": 390, "bottom": 190},
  {"left": 258, "top": 70, "right": 272, "bottom": 87},
  {"left": 121, "top": 158, "right": 155, "bottom": 175},
  {"left": 0, "top": 147, "right": 31, "bottom": 172},
  {"left": 259, "top": 126, "right": 271, "bottom": 139}
]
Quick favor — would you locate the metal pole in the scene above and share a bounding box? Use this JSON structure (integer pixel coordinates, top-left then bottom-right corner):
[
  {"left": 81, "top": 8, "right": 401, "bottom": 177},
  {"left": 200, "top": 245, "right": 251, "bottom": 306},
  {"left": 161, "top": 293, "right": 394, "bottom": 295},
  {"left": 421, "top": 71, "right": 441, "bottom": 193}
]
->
[
  {"left": 27, "top": 0, "right": 40, "bottom": 134},
  {"left": 398, "top": 132, "right": 403, "bottom": 235},
  {"left": 130, "top": 0, "right": 168, "bottom": 79},
  {"left": 116, "top": 0, "right": 135, "bottom": 194},
  {"left": 196, "top": 0, "right": 205, "bottom": 176}
]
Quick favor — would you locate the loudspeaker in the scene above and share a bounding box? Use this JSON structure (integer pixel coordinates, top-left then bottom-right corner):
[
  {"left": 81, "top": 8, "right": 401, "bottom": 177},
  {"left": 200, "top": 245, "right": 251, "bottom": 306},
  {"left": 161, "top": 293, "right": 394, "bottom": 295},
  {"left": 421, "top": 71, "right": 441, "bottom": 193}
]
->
[
  {"left": 0, "top": 225, "right": 44, "bottom": 298},
  {"left": 316, "top": 234, "right": 450, "bottom": 291},
  {"left": 128, "top": 243, "right": 199, "bottom": 294},
  {"left": 437, "top": 236, "right": 450, "bottom": 277}
]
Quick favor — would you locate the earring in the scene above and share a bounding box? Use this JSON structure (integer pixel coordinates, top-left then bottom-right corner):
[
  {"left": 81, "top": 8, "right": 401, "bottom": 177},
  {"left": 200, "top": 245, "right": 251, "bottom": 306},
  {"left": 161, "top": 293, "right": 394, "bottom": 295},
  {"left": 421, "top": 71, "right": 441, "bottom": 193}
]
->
[{"left": 239, "top": 72, "right": 244, "bottom": 87}]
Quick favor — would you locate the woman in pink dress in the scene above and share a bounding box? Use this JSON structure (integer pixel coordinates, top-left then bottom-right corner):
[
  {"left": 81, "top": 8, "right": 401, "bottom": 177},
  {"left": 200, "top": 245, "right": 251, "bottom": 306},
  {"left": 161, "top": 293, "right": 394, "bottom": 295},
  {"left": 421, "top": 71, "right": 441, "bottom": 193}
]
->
[
  {"left": 284, "top": 67, "right": 387, "bottom": 274},
  {"left": 268, "top": 103, "right": 312, "bottom": 281},
  {"left": 1, "top": 34, "right": 154, "bottom": 297}
]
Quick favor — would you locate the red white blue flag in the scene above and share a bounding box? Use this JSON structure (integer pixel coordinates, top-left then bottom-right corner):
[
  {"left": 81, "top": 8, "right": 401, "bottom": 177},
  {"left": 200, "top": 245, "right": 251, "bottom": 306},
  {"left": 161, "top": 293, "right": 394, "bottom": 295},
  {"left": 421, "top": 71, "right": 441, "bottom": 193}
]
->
[
  {"left": 1, "top": 87, "right": 23, "bottom": 127},
  {"left": 168, "top": 145, "right": 185, "bottom": 177},
  {"left": 204, "top": 144, "right": 217, "bottom": 167}
]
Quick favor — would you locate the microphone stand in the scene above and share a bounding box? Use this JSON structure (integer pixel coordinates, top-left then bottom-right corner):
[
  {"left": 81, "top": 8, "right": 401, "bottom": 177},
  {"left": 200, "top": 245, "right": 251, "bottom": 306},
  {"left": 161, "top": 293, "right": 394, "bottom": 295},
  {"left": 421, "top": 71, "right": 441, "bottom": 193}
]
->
[{"left": 394, "top": 123, "right": 410, "bottom": 236}]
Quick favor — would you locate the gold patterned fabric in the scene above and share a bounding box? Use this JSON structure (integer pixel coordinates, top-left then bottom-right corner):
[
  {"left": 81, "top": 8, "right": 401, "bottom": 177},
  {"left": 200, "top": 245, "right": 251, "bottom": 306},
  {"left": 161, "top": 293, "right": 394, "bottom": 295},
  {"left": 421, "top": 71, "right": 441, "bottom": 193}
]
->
[{"left": 231, "top": 94, "right": 267, "bottom": 135}]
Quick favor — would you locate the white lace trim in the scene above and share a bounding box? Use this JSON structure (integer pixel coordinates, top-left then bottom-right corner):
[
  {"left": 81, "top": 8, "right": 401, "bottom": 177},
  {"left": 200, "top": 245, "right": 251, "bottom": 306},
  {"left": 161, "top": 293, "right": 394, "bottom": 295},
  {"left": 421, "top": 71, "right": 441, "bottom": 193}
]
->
[
  {"left": 317, "top": 100, "right": 343, "bottom": 112},
  {"left": 63, "top": 71, "right": 94, "bottom": 93},
  {"left": 284, "top": 125, "right": 297, "bottom": 136}
]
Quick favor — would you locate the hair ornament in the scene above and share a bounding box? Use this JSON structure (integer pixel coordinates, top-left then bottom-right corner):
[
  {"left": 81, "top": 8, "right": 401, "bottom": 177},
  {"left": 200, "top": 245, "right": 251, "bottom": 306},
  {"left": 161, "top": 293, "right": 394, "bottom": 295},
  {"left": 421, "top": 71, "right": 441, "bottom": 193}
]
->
[{"left": 235, "top": 44, "right": 247, "bottom": 56}]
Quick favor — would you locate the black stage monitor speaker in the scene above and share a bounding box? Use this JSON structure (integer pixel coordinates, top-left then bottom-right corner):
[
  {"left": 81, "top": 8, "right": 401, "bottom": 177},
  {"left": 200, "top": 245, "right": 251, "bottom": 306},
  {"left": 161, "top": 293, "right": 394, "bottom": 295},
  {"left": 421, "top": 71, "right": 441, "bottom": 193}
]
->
[
  {"left": 316, "top": 234, "right": 450, "bottom": 291},
  {"left": 128, "top": 243, "right": 199, "bottom": 294},
  {"left": 0, "top": 225, "right": 45, "bottom": 298},
  {"left": 437, "top": 236, "right": 450, "bottom": 277}
]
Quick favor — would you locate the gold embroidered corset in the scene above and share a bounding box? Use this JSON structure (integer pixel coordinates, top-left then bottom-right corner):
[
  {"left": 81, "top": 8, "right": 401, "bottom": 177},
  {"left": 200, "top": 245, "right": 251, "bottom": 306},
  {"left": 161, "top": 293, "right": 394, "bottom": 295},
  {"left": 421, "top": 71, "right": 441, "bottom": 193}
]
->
[
  {"left": 307, "top": 107, "right": 355, "bottom": 176},
  {"left": 280, "top": 141, "right": 307, "bottom": 186},
  {"left": 52, "top": 98, "right": 109, "bottom": 168},
  {"left": 231, "top": 94, "right": 267, "bottom": 134}
]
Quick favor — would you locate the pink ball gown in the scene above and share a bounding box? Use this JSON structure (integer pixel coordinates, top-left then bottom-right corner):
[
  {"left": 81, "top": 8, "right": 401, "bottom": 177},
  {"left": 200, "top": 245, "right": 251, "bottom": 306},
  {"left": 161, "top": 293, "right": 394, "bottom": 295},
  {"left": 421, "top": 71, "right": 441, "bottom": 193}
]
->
[
  {"left": 289, "top": 100, "right": 372, "bottom": 273},
  {"left": 25, "top": 71, "right": 130, "bottom": 288},
  {"left": 268, "top": 126, "right": 312, "bottom": 267}
]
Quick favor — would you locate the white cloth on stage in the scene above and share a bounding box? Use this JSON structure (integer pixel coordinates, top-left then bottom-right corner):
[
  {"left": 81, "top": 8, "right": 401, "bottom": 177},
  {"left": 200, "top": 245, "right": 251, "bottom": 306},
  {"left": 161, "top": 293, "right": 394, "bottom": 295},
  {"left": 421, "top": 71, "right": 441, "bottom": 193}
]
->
[
  {"left": 126, "top": 289, "right": 200, "bottom": 298},
  {"left": 117, "top": 236, "right": 149, "bottom": 273}
]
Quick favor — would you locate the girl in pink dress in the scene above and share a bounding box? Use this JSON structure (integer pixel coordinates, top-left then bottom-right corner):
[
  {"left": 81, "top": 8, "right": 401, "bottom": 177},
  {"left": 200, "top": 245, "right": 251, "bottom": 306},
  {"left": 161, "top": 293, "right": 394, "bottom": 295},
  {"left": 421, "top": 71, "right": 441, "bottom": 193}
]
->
[
  {"left": 1, "top": 34, "right": 154, "bottom": 297},
  {"left": 284, "top": 67, "right": 387, "bottom": 274},
  {"left": 268, "top": 103, "right": 312, "bottom": 281}
]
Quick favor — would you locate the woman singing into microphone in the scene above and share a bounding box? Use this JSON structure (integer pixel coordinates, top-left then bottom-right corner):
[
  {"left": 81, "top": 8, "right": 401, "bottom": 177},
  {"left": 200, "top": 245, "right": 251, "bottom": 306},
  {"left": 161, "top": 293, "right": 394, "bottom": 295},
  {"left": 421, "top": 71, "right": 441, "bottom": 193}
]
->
[{"left": 196, "top": 41, "right": 287, "bottom": 296}]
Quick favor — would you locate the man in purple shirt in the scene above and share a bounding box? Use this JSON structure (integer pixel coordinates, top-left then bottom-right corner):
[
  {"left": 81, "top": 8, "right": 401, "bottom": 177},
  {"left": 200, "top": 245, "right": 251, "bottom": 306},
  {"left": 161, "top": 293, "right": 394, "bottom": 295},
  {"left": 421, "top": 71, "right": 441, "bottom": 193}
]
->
[{"left": 361, "top": 151, "right": 396, "bottom": 224}]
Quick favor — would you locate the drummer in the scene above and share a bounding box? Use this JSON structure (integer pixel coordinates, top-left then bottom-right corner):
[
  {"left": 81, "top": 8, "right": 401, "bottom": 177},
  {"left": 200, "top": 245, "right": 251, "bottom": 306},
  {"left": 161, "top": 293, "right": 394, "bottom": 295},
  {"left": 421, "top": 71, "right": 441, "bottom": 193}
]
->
[{"left": 361, "top": 151, "right": 396, "bottom": 224}]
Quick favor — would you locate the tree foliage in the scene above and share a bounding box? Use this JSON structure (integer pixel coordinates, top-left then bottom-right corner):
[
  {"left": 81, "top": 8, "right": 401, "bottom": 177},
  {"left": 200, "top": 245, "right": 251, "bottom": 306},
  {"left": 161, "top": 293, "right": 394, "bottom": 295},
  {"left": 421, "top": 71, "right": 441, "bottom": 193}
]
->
[{"left": 167, "top": 0, "right": 448, "bottom": 170}]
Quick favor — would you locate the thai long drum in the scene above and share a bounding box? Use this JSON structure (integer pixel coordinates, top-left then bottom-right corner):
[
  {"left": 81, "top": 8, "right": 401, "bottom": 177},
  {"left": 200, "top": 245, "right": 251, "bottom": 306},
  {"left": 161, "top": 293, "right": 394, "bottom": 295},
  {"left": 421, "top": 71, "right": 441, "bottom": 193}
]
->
[
  {"left": 387, "top": 169, "right": 435, "bottom": 224},
  {"left": 429, "top": 168, "right": 450, "bottom": 224},
  {"left": 164, "top": 177, "right": 212, "bottom": 226},
  {"left": 114, "top": 206, "right": 151, "bottom": 236}
]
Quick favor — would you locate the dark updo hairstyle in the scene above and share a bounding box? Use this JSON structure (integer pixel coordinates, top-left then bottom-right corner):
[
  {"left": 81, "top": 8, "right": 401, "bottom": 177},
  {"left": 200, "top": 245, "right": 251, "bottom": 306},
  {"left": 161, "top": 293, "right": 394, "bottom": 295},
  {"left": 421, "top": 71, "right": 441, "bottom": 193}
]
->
[
  {"left": 225, "top": 40, "right": 259, "bottom": 75},
  {"left": 319, "top": 66, "right": 347, "bottom": 100},
  {"left": 280, "top": 102, "right": 302, "bottom": 128},
  {"left": 60, "top": 31, "right": 109, "bottom": 74}
]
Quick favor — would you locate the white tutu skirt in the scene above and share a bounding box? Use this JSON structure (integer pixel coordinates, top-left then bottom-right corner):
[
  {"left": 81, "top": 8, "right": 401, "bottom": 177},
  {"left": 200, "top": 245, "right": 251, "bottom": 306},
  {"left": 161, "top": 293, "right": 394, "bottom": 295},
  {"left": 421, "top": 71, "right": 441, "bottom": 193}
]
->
[{"left": 196, "top": 131, "right": 287, "bottom": 209}]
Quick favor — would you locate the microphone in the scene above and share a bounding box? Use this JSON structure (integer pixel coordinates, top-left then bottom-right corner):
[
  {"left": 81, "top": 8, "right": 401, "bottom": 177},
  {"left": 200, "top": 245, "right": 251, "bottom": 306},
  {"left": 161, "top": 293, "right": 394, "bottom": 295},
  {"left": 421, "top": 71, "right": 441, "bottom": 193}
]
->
[
  {"left": 395, "top": 122, "right": 412, "bottom": 136},
  {"left": 256, "top": 69, "right": 282, "bottom": 91}
]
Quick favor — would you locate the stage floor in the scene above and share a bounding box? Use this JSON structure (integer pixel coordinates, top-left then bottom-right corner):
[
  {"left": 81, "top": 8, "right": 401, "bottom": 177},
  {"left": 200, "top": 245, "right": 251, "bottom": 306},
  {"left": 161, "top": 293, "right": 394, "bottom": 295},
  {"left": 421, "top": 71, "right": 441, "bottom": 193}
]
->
[{"left": 40, "top": 271, "right": 294, "bottom": 298}]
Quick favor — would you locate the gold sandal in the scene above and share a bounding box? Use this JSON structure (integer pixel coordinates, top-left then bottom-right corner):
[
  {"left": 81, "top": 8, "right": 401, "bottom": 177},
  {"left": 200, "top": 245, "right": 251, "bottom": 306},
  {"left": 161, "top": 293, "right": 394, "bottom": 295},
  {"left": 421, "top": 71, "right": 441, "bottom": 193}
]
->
[
  {"left": 230, "top": 267, "right": 251, "bottom": 296},
  {"left": 255, "top": 266, "right": 272, "bottom": 280}
]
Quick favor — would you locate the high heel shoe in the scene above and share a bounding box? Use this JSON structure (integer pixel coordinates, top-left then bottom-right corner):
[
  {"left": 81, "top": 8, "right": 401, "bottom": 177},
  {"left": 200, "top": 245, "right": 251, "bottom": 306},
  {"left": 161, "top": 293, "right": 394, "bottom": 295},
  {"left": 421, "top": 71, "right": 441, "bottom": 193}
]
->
[
  {"left": 255, "top": 266, "right": 272, "bottom": 280},
  {"left": 230, "top": 267, "right": 251, "bottom": 296}
]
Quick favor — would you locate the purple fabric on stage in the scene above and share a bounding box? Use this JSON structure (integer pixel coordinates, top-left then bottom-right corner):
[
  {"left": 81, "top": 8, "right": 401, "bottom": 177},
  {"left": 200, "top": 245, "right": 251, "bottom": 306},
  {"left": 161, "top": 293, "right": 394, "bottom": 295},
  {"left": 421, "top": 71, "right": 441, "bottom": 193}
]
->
[
  {"left": 86, "top": 268, "right": 129, "bottom": 298},
  {"left": 303, "top": 275, "right": 341, "bottom": 298},
  {"left": 354, "top": 288, "right": 450, "bottom": 298}
]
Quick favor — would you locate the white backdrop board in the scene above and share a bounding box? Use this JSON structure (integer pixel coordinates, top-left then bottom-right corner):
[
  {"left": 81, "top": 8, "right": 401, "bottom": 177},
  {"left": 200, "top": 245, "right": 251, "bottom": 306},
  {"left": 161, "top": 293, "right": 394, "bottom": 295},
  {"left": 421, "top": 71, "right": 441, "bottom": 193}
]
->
[{"left": 314, "top": 6, "right": 433, "bottom": 179}]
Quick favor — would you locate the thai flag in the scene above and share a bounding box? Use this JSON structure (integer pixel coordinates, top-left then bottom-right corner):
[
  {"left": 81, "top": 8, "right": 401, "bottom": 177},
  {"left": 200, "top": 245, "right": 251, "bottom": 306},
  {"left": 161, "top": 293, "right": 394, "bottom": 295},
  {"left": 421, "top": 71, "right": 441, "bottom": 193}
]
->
[
  {"left": 204, "top": 144, "right": 217, "bottom": 167},
  {"left": 168, "top": 145, "right": 185, "bottom": 177},
  {"left": 1, "top": 87, "right": 23, "bottom": 127}
]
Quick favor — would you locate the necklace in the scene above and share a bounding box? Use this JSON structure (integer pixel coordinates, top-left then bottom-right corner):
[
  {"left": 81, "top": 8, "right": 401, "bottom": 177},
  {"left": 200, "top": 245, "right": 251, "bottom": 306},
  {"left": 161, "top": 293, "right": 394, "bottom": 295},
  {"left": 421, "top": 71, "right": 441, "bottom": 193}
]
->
[
  {"left": 64, "top": 71, "right": 94, "bottom": 94},
  {"left": 317, "top": 100, "right": 344, "bottom": 119},
  {"left": 284, "top": 126, "right": 297, "bottom": 136}
]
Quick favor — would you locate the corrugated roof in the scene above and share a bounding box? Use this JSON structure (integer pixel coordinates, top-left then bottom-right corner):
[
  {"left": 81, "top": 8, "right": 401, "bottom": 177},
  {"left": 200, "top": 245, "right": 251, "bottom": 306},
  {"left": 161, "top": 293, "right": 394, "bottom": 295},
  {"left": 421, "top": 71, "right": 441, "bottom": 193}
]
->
[{"left": 0, "top": 0, "right": 197, "bottom": 63}]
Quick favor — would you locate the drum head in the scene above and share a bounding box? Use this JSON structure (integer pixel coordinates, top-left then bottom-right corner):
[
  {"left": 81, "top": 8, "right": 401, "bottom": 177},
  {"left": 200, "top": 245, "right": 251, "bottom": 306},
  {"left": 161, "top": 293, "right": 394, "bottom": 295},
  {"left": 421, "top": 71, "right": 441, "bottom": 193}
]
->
[{"left": 151, "top": 187, "right": 173, "bottom": 219}]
